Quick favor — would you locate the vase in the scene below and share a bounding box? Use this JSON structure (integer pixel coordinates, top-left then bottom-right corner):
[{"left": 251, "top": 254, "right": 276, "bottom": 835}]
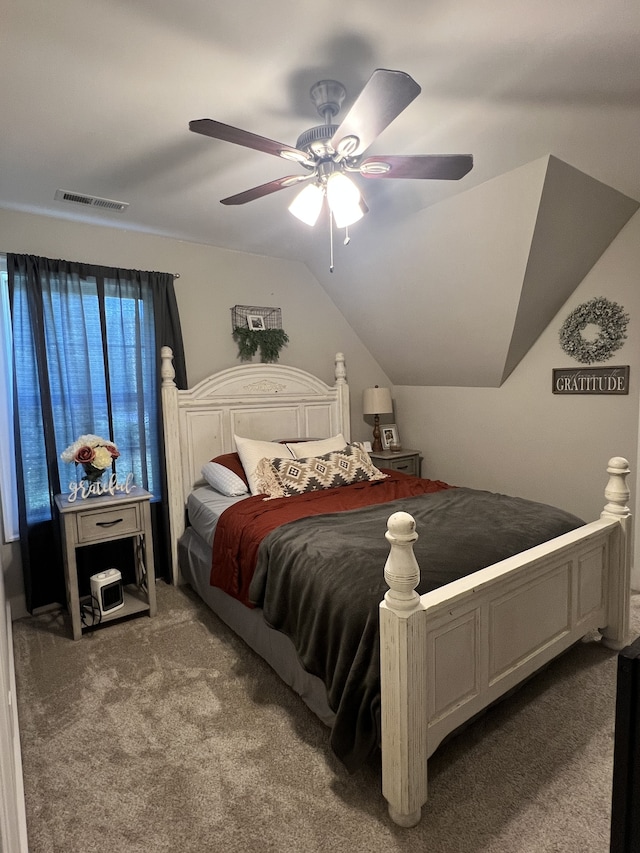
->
[{"left": 81, "top": 462, "right": 107, "bottom": 486}]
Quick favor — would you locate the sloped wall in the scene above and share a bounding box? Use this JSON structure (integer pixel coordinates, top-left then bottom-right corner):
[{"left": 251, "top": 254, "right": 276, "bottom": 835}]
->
[
  {"left": 317, "top": 156, "right": 638, "bottom": 387},
  {"left": 502, "top": 156, "right": 639, "bottom": 381},
  {"left": 393, "top": 210, "right": 639, "bottom": 530}
]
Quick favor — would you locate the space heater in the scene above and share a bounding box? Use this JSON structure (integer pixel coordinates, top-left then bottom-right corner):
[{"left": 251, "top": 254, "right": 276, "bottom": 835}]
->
[{"left": 89, "top": 568, "right": 124, "bottom": 616}]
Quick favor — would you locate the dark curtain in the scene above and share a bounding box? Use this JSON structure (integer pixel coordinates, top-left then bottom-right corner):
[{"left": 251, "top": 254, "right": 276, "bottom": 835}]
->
[{"left": 7, "top": 254, "right": 187, "bottom": 612}]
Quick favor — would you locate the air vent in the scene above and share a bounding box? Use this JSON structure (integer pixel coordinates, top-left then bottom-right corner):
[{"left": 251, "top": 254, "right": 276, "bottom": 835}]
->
[{"left": 54, "top": 189, "right": 129, "bottom": 212}]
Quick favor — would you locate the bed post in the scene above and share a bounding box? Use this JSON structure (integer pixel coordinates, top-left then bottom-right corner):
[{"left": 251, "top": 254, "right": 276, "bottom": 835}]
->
[
  {"left": 600, "top": 456, "right": 632, "bottom": 649},
  {"left": 334, "top": 352, "right": 351, "bottom": 441},
  {"left": 160, "top": 346, "right": 184, "bottom": 585},
  {"left": 379, "top": 511, "right": 428, "bottom": 827}
]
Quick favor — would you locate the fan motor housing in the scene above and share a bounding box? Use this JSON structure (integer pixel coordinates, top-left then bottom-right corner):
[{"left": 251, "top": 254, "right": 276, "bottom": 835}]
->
[{"left": 295, "top": 124, "right": 339, "bottom": 158}]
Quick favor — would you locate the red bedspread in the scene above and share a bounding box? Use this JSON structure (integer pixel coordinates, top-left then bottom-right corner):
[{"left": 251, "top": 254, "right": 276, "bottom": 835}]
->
[{"left": 210, "top": 471, "right": 451, "bottom": 606}]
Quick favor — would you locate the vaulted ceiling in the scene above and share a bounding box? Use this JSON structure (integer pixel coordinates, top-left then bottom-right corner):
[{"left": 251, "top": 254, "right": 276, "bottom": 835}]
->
[
  {"left": 3, "top": 0, "right": 639, "bottom": 384},
  {"left": 319, "top": 155, "right": 638, "bottom": 386}
]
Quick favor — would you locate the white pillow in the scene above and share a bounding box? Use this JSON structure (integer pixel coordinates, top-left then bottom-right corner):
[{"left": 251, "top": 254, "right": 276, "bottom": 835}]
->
[
  {"left": 285, "top": 434, "right": 348, "bottom": 459},
  {"left": 234, "top": 434, "right": 294, "bottom": 495},
  {"left": 201, "top": 461, "right": 249, "bottom": 496}
]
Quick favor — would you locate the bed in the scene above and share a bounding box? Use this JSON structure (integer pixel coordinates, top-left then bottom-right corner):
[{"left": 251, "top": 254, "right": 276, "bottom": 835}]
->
[{"left": 161, "top": 347, "right": 632, "bottom": 827}]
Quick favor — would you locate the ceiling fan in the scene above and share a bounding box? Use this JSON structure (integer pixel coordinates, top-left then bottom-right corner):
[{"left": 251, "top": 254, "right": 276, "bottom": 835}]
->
[{"left": 189, "top": 68, "right": 473, "bottom": 265}]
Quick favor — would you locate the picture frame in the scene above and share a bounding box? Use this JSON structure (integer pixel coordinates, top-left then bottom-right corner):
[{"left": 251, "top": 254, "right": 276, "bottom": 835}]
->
[
  {"left": 381, "top": 424, "right": 400, "bottom": 450},
  {"left": 246, "top": 314, "right": 266, "bottom": 331}
]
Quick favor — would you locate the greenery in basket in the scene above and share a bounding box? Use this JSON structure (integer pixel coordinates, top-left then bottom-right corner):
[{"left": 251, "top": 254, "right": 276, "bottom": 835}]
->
[{"left": 232, "top": 326, "right": 289, "bottom": 363}]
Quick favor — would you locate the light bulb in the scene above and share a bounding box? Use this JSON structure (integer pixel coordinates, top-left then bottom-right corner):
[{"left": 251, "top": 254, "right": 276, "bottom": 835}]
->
[{"left": 288, "top": 183, "right": 324, "bottom": 226}]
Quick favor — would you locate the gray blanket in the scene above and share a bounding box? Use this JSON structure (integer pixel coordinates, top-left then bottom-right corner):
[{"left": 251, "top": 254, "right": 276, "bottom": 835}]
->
[{"left": 248, "top": 487, "right": 584, "bottom": 771}]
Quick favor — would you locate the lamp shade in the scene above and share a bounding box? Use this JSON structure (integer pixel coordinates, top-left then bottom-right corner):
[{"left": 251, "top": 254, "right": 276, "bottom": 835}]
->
[
  {"left": 288, "top": 183, "right": 324, "bottom": 226},
  {"left": 326, "top": 173, "right": 365, "bottom": 228},
  {"left": 362, "top": 386, "right": 393, "bottom": 416}
]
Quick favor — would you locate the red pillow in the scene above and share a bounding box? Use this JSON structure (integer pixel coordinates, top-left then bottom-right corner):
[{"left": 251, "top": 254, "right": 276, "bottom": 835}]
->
[{"left": 211, "top": 452, "right": 249, "bottom": 487}]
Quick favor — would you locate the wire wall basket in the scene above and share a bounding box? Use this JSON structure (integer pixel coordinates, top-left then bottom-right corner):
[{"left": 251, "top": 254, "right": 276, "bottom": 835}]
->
[{"left": 231, "top": 305, "right": 282, "bottom": 331}]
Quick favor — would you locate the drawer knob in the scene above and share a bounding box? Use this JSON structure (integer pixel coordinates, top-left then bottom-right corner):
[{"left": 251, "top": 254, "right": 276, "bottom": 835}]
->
[{"left": 96, "top": 517, "right": 124, "bottom": 528}]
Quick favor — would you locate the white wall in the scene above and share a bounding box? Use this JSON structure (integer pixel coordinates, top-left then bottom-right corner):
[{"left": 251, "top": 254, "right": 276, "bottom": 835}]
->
[
  {"left": 0, "top": 207, "right": 391, "bottom": 614},
  {"left": 314, "top": 156, "right": 638, "bottom": 388},
  {"left": 0, "top": 208, "right": 388, "bottom": 398},
  {"left": 0, "top": 550, "right": 29, "bottom": 852},
  {"left": 315, "top": 157, "right": 544, "bottom": 387},
  {"left": 394, "top": 211, "right": 640, "bottom": 582},
  {"left": 1, "top": 206, "right": 638, "bottom": 600}
]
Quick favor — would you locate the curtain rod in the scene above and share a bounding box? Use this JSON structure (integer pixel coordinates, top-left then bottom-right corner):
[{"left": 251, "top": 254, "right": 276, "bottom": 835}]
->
[{"left": 173, "top": 273, "right": 180, "bottom": 279}]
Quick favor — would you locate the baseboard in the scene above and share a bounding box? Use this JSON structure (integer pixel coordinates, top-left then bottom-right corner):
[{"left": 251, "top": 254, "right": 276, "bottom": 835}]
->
[{"left": 8, "top": 592, "right": 28, "bottom": 621}]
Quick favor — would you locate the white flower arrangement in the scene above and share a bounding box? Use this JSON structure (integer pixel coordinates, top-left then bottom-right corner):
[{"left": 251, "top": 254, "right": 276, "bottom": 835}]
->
[{"left": 61, "top": 434, "right": 119, "bottom": 483}]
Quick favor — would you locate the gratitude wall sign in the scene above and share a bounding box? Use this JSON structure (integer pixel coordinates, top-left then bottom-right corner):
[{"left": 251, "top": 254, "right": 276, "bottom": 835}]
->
[{"left": 553, "top": 366, "right": 630, "bottom": 395}]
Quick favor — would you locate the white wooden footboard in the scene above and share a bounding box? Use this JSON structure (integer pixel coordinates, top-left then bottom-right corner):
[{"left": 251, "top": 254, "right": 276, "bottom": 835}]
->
[{"left": 380, "top": 457, "right": 632, "bottom": 827}]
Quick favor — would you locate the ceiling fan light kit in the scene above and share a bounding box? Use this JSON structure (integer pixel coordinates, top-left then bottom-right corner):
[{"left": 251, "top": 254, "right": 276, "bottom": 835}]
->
[
  {"left": 288, "top": 183, "right": 324, "bottom": 226},
  {"left": 189, "top": 68, "right": 473, "bottom": 268},
  {"left": 289, "top": 184, "right": 324, "bottom": 227},
  {"left": 325, "top": 172, "right": 364, "bottom": 228}
]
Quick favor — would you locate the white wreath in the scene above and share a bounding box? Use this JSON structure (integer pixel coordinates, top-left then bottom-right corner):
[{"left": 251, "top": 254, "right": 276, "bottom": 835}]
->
[{"left": 559, "top": 297, "right": 629, "bottom": 364}]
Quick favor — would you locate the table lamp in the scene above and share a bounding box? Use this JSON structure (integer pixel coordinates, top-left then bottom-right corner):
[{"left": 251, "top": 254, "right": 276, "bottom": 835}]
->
[{"left": 362, "top": 385, "right": 393, "bottom": 452}]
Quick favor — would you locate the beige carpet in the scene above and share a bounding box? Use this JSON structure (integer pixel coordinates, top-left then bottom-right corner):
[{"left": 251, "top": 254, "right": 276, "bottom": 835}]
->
[{"left": 12, "top": 583, "right": 640, "bottom": 853}]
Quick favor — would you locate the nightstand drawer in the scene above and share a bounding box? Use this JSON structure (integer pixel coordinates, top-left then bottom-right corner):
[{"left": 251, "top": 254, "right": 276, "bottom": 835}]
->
[
  {"left": 75, "top": 504, "right": 141, "bottom": 544},
  {"left": 388, "top": 456, "right": 419, "bottom": 476},
  {"left": 369, "top": 450, "right": 421, "bottom": 478}
]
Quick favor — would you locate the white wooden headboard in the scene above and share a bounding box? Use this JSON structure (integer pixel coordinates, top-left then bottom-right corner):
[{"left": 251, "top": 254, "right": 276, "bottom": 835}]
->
[{"left": 160, "top": 347, "right": 350, "bottom": 582}]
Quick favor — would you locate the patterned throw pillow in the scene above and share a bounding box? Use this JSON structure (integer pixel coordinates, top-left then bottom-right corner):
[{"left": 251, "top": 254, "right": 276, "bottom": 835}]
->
[{"left": 254, "top": 444, "right": 387, "bottom": 499}]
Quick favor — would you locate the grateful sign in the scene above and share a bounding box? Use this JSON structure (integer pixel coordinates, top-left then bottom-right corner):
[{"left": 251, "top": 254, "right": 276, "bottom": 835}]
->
[{"left": 66, "top": 472, "right": 135, "bottom": 502}]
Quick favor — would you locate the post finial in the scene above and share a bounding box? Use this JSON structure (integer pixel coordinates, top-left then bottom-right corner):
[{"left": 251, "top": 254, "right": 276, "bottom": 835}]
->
[
  {"left": 602, "top": 456, "right": 631, "bottom": 520},
  {"left": 384, "top": 511, "right": 421, "bottom": 611},
  {"left": 161, "top": 346, "right": 176, "bottom": 387}
]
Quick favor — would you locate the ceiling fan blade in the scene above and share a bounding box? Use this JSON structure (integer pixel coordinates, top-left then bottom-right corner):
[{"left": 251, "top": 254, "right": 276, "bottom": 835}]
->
[
  {"left": 220, "top": 174, "right": 313, "bottom": 206},
  {"left": 330, "top": 69, "right": 421, "bottom": 159},
  {"left": 359, "top": 154, "right": 474, "bottom": 180},
  {"left": 189, "top": 119, "right": 312, "bottom": 165}
]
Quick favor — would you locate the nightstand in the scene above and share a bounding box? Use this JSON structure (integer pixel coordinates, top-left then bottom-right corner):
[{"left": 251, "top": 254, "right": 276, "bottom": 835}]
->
[
  {"left": 369, "top": 449, "right": 422, "bottom": 477},
  {"left": 54, "top": 487, "right": 157, "bottom": 640}
]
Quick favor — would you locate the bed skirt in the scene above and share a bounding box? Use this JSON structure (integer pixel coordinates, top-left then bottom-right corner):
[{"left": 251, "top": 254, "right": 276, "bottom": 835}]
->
[{"left": 178, "top": 527, "right": 336, "bottom": 728}]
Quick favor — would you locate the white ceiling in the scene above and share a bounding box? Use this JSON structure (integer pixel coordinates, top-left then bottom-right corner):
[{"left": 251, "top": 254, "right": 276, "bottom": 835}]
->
[
  {"left": 3, "top": 0, "right": 638, "bottom": 270},
  {"left": 3, "top": 0, "right": 640, "bottom": 387}
]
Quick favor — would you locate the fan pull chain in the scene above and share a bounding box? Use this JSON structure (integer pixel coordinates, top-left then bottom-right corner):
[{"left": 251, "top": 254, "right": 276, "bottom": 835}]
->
[{"left": 328, "top": 213, "right": 354, "bottom": 271}]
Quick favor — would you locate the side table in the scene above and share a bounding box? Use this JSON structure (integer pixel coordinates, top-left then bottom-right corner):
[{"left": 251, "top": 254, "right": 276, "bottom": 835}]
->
[{"left": 54, "top": 487, "right": 157, "bottom": 639}]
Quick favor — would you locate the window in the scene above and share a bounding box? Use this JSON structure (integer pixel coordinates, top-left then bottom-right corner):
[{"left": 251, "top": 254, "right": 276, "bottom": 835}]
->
[
  {"left": 10, "top": 263, "right": 161, "bottom": 525},
  {"left": 6, "top": 254, "right": 184, "bottom": 610},
  {"left": 0, "top": 257, "right": 18, "bottom": 541}
]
